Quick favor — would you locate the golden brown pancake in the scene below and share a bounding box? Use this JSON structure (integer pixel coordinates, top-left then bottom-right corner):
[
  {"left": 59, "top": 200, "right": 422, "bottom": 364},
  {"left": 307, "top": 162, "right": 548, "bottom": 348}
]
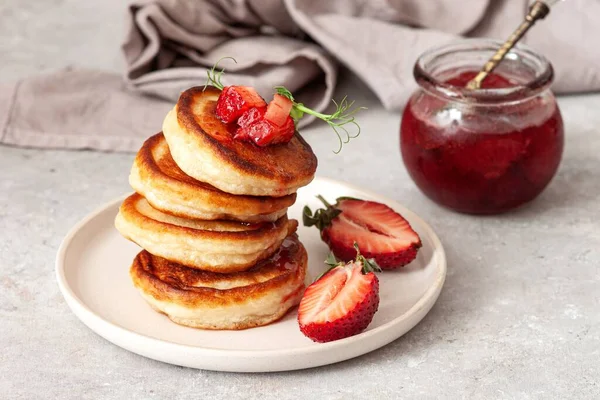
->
[
  {"left": 162, "top": 86, "right": 318, "bottom": 196},
  {"left": 130, "top": 133, "right": 296, "bottom": 222},
  {"left": 115, "top": 193, "right": 297, "bottom": 273},
  {"left": 130, "top": 234, "right": 307, "bottom": 330}
]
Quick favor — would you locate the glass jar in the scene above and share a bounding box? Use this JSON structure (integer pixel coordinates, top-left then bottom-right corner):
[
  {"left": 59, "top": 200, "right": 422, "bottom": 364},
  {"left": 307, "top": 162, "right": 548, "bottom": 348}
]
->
[{"left": 400, "top": 39, "right": 564, "bottom": 214}]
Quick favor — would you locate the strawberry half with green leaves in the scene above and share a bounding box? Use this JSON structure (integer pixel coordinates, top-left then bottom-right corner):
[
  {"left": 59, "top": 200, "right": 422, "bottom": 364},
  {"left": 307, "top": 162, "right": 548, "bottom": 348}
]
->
[
  {"left": 298, "top": 245, "right": 381, "bottom": 343},
  {"left": 303, "top": 196, "right": 422, "bottom": 269}
]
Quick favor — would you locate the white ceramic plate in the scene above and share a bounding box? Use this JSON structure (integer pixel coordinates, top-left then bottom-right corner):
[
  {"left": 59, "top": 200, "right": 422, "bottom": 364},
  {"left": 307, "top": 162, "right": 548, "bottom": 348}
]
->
[{"left": 56, "top": 177, "right": 446, "bottom": 372}]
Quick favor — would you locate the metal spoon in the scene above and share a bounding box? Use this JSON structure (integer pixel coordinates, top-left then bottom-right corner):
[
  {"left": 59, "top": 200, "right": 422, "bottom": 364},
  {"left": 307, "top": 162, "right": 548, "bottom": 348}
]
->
[{"left": 466, "top": 0, "right": 564, "bottom": 90}]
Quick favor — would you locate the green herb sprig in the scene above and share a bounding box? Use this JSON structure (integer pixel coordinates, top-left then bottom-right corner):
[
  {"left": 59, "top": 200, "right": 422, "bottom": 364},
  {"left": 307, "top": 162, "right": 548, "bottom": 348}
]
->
[
  {"left": 275, "top": 87, "right": 365, "bottom": 153},
  {"left": 204, "top": 57, "right": 236, "bottom": 90}
]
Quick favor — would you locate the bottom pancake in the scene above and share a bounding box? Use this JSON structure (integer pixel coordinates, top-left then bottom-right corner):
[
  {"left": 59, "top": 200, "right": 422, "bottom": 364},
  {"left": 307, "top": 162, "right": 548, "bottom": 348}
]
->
[{"left": 130, "top": 234, "right": 307, "bottom": 330}]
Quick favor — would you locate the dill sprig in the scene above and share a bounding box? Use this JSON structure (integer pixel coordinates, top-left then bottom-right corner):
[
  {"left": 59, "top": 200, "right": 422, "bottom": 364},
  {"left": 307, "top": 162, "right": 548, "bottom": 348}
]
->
[
  {"left": 275, "top": 86, "right": 365, "bottom": 154},
  {"left": 204, "top": 57, "right": 236, "bottom": 90}
]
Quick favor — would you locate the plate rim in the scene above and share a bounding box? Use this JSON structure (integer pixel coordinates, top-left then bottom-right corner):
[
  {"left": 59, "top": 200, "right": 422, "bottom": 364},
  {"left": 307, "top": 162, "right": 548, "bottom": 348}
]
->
[{"left": 55, "top": 176, "right": 446, "bottom": 365}]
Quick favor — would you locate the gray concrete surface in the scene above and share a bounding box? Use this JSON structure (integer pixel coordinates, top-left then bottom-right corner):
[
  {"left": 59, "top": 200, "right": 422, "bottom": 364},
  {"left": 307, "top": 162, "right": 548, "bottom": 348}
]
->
[{"left": 1, "top": 1, "right": 600, "bottom": 399}]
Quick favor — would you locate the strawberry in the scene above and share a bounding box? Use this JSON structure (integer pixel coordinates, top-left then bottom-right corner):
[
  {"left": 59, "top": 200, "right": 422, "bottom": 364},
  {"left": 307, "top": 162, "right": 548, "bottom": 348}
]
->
[
  {"left": 237, "top": 106, "right": 266, "bottom": 129},
  {"left": 234, "top": 117, "right": 295, "bottom": 146},
  {"left": 215, "top": 86, "right": 267, "bottom": 124},
  {"left": 206, "top": 59, "right": 365, "bottom": 152},
  {"left": 234, "top": 102, "right": 296, "bottom": 147},
  {"left": 303, "top": 196, "right": 422, "bottom": 269},
  {"left": 264, "top": 94, "right": 294, "bottom": 127},
  {"left": 298, "top": 246, "right": 381, "bottom": 343}
]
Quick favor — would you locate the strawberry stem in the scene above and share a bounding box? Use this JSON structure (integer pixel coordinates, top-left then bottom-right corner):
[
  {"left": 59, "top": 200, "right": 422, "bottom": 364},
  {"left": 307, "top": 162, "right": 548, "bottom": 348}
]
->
[
  {"left": 303, "top": 195, "right": 341, "bottom": 231},
  {"left": 316, "top": 194, "right": 333, "bottom": 209},
  {"left": 304, "top": 195, "right": 362, "bottom": 230},
  {"left": 314, "top": 245, "right": 381, "bottom": 282},
  {"left": 353, "top": 243, "right": 382, "bottom": 274},
  {"left": 312, "top": 252, "right": 344, "bottom": 281},
  {"left": 325, "top": 252, "right": 340, "bottom": 268}
]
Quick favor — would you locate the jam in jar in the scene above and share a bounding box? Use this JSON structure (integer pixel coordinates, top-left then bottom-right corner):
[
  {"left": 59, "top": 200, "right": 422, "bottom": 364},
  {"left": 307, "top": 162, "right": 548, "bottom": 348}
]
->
[{"left": 400, "top": 40, "right": 564, "bottom": 214}]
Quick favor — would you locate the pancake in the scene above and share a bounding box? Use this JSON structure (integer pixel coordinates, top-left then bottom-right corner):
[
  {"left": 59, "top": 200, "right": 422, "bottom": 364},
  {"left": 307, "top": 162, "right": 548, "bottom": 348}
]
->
[
  {"left": 130, "top": 133, "right": 296, "bottom": 222},
  {"left": 115, "top": 193, "right": 296, "bottom": 273},
  {"left": 162, "top": 86, "right": 318, "bottom": 197},
  {"left": 130, "top": 234, "right": 307, "bottom": 330}
]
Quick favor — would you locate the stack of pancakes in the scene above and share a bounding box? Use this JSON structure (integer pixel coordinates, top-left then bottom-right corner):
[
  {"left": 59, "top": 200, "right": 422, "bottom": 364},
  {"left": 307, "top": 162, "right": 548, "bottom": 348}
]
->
[{"left": 115, "top": 86, "right": 318, "bottom": 330}]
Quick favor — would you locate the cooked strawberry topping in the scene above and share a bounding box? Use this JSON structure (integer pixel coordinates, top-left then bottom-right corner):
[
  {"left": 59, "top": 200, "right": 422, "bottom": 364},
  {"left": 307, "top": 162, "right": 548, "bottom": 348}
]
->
[
  {"left": 206, "top": 58, "right": 364, "bottom": 152},
  {"left": 234, "top": 116, "right": 295, "bottom": 146},
  {"left": 264, "top": 94, "right": 294, "bottom": 127},
  {"left": 237, "top": 106, "right": 266, "bottom": 129},
  {"left": 215, "top": 86, "right": 267, "bottom": 124}
]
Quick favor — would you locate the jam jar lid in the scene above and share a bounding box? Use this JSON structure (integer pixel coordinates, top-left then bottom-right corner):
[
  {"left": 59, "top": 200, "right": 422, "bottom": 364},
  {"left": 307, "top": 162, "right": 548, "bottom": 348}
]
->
[{"left": 414, "top": 38, "right": 554, "bottom": 104}]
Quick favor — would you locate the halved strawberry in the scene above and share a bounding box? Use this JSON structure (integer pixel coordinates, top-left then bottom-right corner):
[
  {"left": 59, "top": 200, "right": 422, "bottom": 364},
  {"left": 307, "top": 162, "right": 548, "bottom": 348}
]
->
[
  {"left": 303, "top": 196, "right": 422, "bottom": 269},
  {"left": 264, "top": 94, "right": 294, "bottom": 127},
  {"left": 298, "top": 247, "right": 381, "bottom": 343},
  {"left": 216, "top": 86, "right": 267, "bottom": 124}
]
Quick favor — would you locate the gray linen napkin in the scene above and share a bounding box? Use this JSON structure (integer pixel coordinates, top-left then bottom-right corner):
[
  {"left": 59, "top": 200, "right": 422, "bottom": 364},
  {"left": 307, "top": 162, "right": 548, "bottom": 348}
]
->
[{"left": 2, "top": 0, "right": 599, "bottom": 151}]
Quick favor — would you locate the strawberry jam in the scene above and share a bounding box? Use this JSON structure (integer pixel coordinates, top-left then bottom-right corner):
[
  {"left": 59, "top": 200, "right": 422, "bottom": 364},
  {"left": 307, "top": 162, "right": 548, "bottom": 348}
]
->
[{"left": 400, "top": 41, "right": 564, "bottom": 214}]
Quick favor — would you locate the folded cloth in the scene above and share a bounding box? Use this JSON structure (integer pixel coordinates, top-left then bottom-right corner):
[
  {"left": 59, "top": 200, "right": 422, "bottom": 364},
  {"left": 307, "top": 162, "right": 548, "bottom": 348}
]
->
[
  {"left": 2, "top": 0, "right": 599, "bottom": 151},
  {"left": 0, "top": 69, "right": 172, "bottom": 152}
]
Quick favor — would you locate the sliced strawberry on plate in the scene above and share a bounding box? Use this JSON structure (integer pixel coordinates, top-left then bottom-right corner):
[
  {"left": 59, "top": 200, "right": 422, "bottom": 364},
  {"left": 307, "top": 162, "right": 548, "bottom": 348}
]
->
[
  {"left": 303, "top": 196, "right": 422, "bottom": 269},
  {"left": 298, "top": 246, "right": 381, "bottom": 343},
  {"left": 216, "top": 86, "right": 267, "bottom": 124}
]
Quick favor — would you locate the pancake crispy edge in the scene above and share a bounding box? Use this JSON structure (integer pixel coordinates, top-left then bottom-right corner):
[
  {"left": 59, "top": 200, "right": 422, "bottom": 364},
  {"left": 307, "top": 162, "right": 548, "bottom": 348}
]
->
[
  {"left": 115, "top": 193, "right": 297, "bottom": 273},
  {"left": 130, "top": 235, "right": 308, "bottom": 330},
  {"left": 130, "top": 133, "right": 296, "bottom": 222}
]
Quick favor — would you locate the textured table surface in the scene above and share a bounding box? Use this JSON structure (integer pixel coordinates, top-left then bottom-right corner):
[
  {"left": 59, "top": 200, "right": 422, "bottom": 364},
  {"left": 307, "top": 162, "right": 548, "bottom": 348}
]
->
[{"left": 1, "top": 1, "right": 600, "bottom": 399}]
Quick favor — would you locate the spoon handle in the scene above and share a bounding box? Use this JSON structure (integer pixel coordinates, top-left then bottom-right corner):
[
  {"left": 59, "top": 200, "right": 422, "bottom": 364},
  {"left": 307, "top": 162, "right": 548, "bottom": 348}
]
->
[{"left": 466, "top": 1, "right": 551, "bottom": 90}]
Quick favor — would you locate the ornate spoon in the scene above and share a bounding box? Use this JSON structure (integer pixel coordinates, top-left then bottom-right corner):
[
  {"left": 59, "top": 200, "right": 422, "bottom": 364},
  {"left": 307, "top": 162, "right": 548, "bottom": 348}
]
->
[{"left": 466, "top": 0, "right": 564, "bottom": 90}]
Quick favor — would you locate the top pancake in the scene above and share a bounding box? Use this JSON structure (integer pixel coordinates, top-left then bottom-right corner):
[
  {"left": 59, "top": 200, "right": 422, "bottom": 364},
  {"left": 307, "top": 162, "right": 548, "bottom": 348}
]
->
[
  {"left": 130, "top": 133, "right": 295, "bottom": 222},
  {"left": 162, "top": 86, "right": 318, "bottom": 197}
]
